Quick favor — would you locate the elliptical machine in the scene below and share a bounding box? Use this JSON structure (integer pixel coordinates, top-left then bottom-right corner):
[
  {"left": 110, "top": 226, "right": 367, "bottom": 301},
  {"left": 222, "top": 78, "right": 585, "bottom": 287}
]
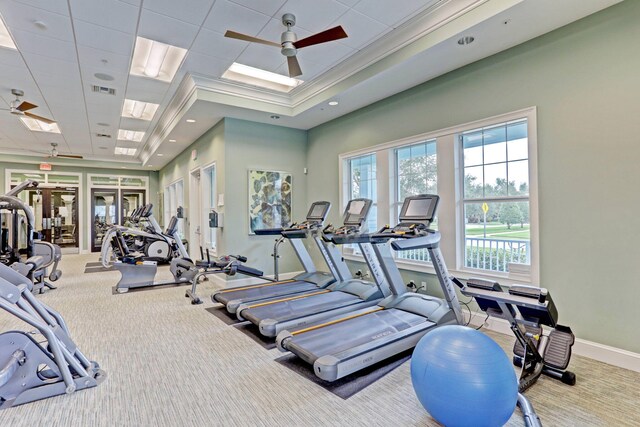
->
[{"left": 0, "top": 263, "right": 105, "bottom": 409}]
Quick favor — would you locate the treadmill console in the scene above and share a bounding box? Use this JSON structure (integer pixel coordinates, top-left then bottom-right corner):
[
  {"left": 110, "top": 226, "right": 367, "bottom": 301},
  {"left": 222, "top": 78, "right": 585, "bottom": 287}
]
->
[
  {"left": 322, "top": 198, "right": 372, "bottom": 242},
  {"left": 373, "top": 194, "right": 439, "bottom": 240},
  {"left": 255, "top": 201, "right": 331, "bottom": 238}
]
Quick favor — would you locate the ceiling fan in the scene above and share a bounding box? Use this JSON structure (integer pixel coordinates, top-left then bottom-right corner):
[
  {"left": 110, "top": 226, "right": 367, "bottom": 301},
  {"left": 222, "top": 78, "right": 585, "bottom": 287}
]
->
[
  {"left": 224, "top": 13, "right": 348, "bottom": 77},
  {"left": 26, "top": 143, "right": 83, "bottom": 160},
  {"left": 0, "top": 89, "right": 56, "bottom": 124}
]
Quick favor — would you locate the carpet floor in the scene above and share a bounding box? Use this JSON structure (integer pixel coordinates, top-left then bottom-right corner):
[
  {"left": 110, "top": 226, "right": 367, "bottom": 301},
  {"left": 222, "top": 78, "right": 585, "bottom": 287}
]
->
[{"left": 0, "top": 254, "right": 638, "bottom": 426}]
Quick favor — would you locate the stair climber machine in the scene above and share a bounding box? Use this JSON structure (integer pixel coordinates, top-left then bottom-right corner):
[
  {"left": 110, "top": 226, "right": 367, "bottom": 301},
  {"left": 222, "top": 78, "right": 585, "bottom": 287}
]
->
[
  {"left": 0, "top": 263, "right": 105, "bottom": 409},
  {"left": 236, "top": 198, "right": 396, "bottom": 338},
  {"left": 212, "top": 201, "right": 353, "bottom": 314},
  {"left": 100, "top": 204, "right": 179, "bottom": 267},
  {"left": 0, "top": 181, "right": 63, "bottom": 293},
  {"left": 454, "top": 277, "right": 576, "bottom": 427},
  {"left": 276, "top": 194, "right": 464, "bottom": 382}
]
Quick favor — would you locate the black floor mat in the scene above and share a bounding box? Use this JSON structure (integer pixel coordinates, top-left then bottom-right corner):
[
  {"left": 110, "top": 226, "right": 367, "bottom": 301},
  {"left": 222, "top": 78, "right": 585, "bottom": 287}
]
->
[
  {"left": 233, "top": 322, "right": 276, "bottom": 350},
  {"left": 205, "top": 306, "right": 244, "bottom": 325},
  {"left": 275, "top": 350, "right": 412, "bottom": 399}
]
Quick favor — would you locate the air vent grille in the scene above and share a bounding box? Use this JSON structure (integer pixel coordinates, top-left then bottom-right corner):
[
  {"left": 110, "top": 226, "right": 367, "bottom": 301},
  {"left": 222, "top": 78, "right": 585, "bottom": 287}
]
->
[
  {"left": 91, "top": 85, "right": 116, "bottom": 95},
  {"left": 96, "top": 133, "right": 112, "bottom": 138}
]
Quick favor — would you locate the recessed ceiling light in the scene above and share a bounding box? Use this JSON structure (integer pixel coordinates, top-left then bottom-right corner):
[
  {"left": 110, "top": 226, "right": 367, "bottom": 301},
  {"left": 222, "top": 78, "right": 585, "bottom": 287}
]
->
[
  {"left": 20, "top": 117, "right": 61, "bottom": 133},
  {"left": 94, "top": 73, "right": 114, "bottom": 81},
  {"left": 121, "top": 99, "right": 160, "bottom": 121},
  {"left": 328, "top": 101, "right": 339, "bottom": 106},
  {"left": 270, "top": 115, "right": 280, "bottom": 120},
  {"left": 186, "top": 119, "right": 196, "bottom": 123},
  {"left": 168, "top": 139, "right": 176, "bottom": 143},
  {"left": 157, "top": 153, "right": 163, "bottom": 157},
  {"left": 117, "top": 129, "right": 145, "bottom": 142},
  {"left": 0, "top": 17, "right": 16, "bottom": 50},
  {"left": 222, "top": 63, "right": 303, "bottom": 93},
  {"left": 457, "top": 36, "right": 475, "bottom": 45},
  {"left": 114, "top": 147, "right": 137, "bottom": 156},
  {"left": 130, "top": 37, "right": 187, "bottom": 83}
]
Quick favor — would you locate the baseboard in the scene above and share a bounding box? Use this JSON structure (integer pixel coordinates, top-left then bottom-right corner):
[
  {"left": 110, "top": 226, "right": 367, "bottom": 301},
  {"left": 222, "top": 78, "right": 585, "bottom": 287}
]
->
[
  {"left": 207, "top": 271, "right": 304, "bottom": 290},
  {"left": 466, "top": 310, "right": 640, "bottom": 373}
]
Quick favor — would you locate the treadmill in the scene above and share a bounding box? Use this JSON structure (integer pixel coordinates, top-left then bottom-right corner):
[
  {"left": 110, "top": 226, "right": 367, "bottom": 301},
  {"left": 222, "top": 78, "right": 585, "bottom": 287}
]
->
[
  {"left": 236, "top": 198, "right": 393, "bottom": 337},
  {"left": 276, "top": 194, "right": 464, "bottom": 382},
  {"left": 212, "top": 201, "right": 352, "bottom": 314}
]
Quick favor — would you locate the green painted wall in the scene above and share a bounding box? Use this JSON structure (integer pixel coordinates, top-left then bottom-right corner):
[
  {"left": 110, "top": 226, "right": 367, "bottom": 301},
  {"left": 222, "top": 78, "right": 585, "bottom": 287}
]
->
[
  {"left": 0, "top": 159, "right": 157, "bottom": 251},
  {"left": 306, "top": 1, "right": 640, "bottom": 353},
  {"left": 223, "top": 118, "right": 309, "bottom": 275}
]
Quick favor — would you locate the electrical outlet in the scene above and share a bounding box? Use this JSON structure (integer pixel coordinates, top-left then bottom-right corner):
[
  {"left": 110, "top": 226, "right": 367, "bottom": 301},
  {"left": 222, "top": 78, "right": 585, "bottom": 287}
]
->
[{"left": 421, "top": 281, "right": 427, "bottom": 292}]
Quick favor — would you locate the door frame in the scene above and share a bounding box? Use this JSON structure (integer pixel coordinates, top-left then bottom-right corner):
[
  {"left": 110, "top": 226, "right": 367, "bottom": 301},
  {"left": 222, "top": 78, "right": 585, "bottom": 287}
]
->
[
  {"left": 90, "top": 188, "right": 120, "bottom": 253},
  {"left": 189, "top": 167, "right": 202, "bottom": 260},
  {"left": 5, "top": 170, "right": 82, "bottom": 253}
]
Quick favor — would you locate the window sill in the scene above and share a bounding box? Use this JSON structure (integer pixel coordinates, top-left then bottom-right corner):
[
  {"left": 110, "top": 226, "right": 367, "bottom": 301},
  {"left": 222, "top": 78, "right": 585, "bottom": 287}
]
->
[{"left": 342, "top": 253, "right": 533, "bottom": 286}]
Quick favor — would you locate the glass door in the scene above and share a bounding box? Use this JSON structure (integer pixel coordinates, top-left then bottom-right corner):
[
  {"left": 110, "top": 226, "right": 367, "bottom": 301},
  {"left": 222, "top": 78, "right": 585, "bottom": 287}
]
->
[
  {"left": 120, "top": 189, "right": 146, "bottom": 226},
  {"left": 91, "top": 189, "right": 119, "bottom": 252},
  {"left": 49, "top": 188, "right": 79, "bottom": 248}
]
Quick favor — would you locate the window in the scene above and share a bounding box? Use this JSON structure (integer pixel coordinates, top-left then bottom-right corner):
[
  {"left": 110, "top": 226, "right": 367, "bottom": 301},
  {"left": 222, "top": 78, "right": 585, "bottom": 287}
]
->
[
  {"left": 164, "top": 179, "right": 184, "bottom": 238},
  {"left": 347, "top": 153, "right": 377, "bottom": 232},
  {"left": 461, "top": 119, "right": 530, "bottom": 274},
  {"left": 394, "top": 140, "right": 437, "bottom": 263},
  {"left": 337, "top": 107, "right": 538, "bottom": 283}
]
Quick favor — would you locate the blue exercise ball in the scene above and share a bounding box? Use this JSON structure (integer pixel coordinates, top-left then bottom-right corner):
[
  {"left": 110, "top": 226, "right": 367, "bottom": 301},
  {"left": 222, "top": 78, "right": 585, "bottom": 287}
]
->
[{"left": 411, "top": 325, "right": 518, "bottom": 427}]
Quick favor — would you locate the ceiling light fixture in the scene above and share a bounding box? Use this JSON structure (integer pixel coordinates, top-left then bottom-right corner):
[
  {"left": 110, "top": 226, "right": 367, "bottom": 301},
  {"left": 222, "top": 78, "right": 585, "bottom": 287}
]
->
[
  {"left": 117, "top": 129, "right": 145, "bottom": 142},
  {"left": 328, "top": 101, "right": 339, "bottom": 106},
  {"left": 270, "top": 115, "right": 280, "bottom": 120},
  {"left": 186, "top": 119, "right": 196, "bottom": 123},
  {"left": 94, "top": 73, "right": 114, "bottom": 81},
  {"left": 130, "top": 37, "right": 187, "bottom": 83},
  {"left": 0, "top": 17, "right": 16, "bottom": 50},
  {"left": 169, "top": 139, "right": 176, "bottom": 142},
  {"left": 222, "top": 62, "right": 303, "bottom": 93},
  {"left": 121, "top": 99, "right": 159, "bottom": 121},
  {"left": 157, "top": 153, "right": 163, "bottom": 157},
  {"left": 114, "top": 147, "right": 137, "bottom": 156},
  {"left": 457, "top": 36, "right": 475, "bottom": 45},
  {"left": 19, "top": 117, "right": 61, "bottom": 133}
]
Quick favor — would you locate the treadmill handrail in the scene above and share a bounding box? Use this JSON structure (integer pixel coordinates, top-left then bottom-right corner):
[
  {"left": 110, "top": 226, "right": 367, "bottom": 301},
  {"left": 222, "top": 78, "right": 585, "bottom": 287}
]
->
[{"left": 390, "top": 231, "right": 440, "bottom": 251}]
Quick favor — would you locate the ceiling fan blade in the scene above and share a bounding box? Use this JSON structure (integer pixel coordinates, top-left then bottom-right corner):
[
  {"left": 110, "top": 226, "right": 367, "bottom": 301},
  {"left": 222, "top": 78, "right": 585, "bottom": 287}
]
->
[
  {"left": 287, "top": 55, "right": 302, "bottom": 78},
  {"left": 16, "top": 101, "right": 37, "bottom": 112},
  {"left": 24, "top": 112, "right": 55, "bottom": 124},
  {"left": 293, "top": 26, "right": 348, "bottom": 49},
  {"left": 224, "top": 30, "right": 280, "bottom": 48},
  {"left": 57, "top": 154, "right": 84, "bottom": 159}
]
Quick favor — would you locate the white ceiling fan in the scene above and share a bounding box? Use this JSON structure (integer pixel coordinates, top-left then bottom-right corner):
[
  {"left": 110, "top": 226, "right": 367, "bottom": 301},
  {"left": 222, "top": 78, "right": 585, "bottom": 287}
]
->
[
  {"left": 224, "top": 13, "right": 348, "bottom": 77},
  {"left": 25, "top": 142, "right": 84, "bottom": 160}
]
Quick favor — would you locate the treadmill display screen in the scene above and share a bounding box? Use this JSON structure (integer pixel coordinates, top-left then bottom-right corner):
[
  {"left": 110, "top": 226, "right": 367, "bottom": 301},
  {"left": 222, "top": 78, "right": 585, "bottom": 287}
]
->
[
  {"left": 405, "top": 198, "right": 431, "bottom": 217},
  {"left": 308, "top": 203, "right": 329, "bottom": 220}
]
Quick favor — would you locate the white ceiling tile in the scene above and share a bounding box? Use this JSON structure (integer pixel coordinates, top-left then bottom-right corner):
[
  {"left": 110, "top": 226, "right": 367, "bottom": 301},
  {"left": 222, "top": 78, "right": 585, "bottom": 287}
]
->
[
  {"left": 278, "top": 0, "right": 349, "bottom": 33},
  {"left": 73, "top": 20, "right": 134, "bottom": 56},
  {"left": 119, "top": 117, "right": 151, "bottom": 131},
  {"left": 138, "top": 9, "right": 199, "bottom": 49},
  {"left": 237, "top": 43, "right": 287, "bottom": 72},
  {"left": 70, "top": 0, "right": 140, "bottom": 34},
  {"left": 123, "top": 75, "right": 170, "bottom": 102},
  {"left": 1, "top": 2, "right": 74, "bottom": 41},
  {"left": 143, "top": 0, "right": 215, "bottom": 25},
  {"left": 336, "top": 0, "right": 361, "bottom": 7},
  {"left": 190, "top": 28, "right": 248, "bottom": 60},
  {"left": 331, "top": 9, "right": 389, "bottom": 50},
  {"left": 0, "top": 49, "right": 25, "bottom": 67},
  {"left": 184, "top": 51, "right": 232, "bottom": 78},
  {"left": 77, "top": 45, "right": 131, "bottom": 73},
  {"left": 23, "top": 53, "right": 78, "bottom": 75},
  {"left": 354, "top": 0, "right": 433, "bottom": 27},
  {"left": 296, "top": 40, "right": 355, "bottom": 69},
  {"left": 11, "top": 28, "right": 77, "bottom": 62},
  {"left": 228, "top": 0, "right": 287, "bottom": 16},
  {"left": 203, "top": 1, "right": 271, "bottom": 37},
  {"left": 13, "top": 0, "right": 70, "bottom": 16},
  {"left": 118, "top": 0, "right": 142, "bottom": 6}
]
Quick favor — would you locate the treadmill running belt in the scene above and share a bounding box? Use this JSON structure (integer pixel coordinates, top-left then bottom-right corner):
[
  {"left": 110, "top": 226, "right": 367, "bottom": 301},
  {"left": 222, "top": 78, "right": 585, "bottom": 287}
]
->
[
  {"left": 287, "top": 309, "right": 427, "bottom": 363},
  {"left": 213, "top": 280, "right": 318, "bottom": 305},
  {"left": 242, "top": 292, "right": 362, "bottom": 325}
]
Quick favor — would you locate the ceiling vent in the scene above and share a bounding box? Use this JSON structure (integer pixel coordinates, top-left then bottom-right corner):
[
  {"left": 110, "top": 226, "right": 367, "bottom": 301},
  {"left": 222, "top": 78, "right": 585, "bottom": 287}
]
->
[
  {"left": 91, "top": 85, "right": 116, "bottom": 95},
  {"left": 96, "top": 133, "right": 112, "bottom": 138}
]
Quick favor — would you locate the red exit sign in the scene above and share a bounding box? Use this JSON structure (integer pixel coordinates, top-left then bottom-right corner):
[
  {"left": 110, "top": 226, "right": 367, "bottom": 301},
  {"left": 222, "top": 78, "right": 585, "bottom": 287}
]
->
[{"left": 39, "top": 163, "right": 52, "bottom": 171}]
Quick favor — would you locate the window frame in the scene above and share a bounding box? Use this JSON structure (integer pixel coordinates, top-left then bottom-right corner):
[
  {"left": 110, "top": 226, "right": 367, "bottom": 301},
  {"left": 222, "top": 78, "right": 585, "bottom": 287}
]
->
[{"left": 337, "top": 107, "right": 539, "bottom": 285}]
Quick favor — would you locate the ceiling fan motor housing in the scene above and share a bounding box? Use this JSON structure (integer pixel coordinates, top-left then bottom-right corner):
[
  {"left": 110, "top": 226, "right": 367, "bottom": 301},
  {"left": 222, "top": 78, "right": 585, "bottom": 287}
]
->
[{"left": 281, "top": 31, "right": 297, "bottom": 57}]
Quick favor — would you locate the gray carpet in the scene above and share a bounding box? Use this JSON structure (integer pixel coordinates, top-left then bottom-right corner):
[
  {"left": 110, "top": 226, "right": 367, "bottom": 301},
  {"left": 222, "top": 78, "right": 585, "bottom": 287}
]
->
[{"left": 0, "top": 253, "right": 639, "bottom": 427}]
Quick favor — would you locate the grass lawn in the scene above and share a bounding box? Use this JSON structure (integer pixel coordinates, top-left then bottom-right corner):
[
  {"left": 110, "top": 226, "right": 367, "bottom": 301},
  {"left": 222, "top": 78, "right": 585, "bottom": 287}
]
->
[{"left": 466, "top": 223, "right": 530, "bottom": 239}]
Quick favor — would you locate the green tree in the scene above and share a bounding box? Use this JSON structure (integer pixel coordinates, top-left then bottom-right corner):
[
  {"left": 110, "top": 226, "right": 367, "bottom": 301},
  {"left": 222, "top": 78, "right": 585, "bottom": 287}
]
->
[
  {"left": 498, "top": 203, "right": 523, "bottom": 229},
  {"left": 398, "top": 154, "right": 437, "bottom": 197}
]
